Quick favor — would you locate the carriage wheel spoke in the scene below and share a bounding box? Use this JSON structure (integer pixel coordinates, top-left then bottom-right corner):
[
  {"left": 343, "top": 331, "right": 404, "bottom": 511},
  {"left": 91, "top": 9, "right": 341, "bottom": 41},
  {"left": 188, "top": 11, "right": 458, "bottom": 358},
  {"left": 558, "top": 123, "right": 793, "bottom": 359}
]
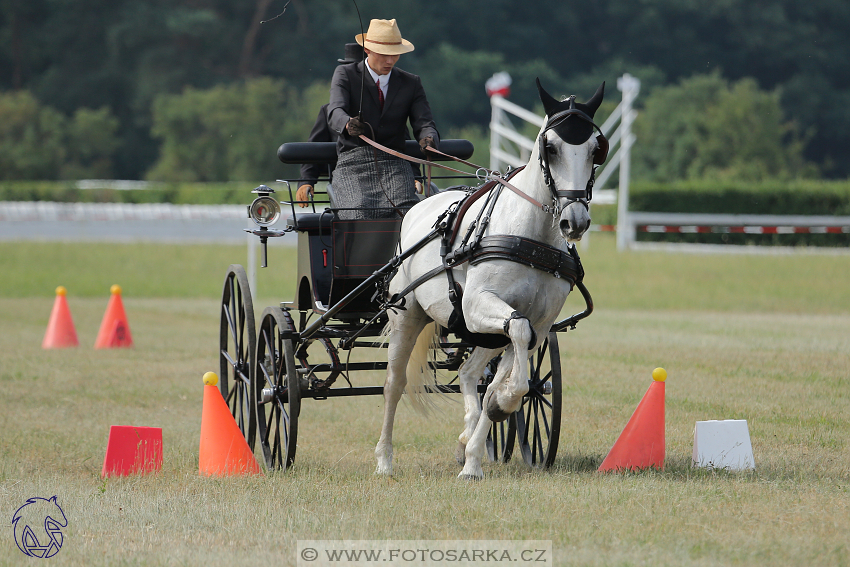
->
[
  {"left": 536, "top": 392, "right": 553, "bottom": 410},
  {"left": 540, "top": 401, "right": 550, "bottom": 434},
  {"left": 278, "top": 399, "right": 290, "bottom": 449},
  {"left": 533, "top": 399, "right": 544, "bottom": 464}
]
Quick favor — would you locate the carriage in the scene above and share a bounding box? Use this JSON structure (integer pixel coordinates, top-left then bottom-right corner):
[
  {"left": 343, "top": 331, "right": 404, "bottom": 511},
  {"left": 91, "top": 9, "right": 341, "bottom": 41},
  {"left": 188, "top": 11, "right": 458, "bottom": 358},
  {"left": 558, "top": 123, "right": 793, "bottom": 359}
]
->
[{"left": 218, "top": 81, "right": 605, "bottom": 478}]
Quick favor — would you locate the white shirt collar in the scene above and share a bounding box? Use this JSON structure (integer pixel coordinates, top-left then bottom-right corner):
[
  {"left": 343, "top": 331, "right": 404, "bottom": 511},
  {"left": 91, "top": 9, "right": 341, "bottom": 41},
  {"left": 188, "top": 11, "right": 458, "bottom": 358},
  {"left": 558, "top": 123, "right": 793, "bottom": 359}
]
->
[{"left": 365, "top": 59, "right": 391, "bottom": 97}]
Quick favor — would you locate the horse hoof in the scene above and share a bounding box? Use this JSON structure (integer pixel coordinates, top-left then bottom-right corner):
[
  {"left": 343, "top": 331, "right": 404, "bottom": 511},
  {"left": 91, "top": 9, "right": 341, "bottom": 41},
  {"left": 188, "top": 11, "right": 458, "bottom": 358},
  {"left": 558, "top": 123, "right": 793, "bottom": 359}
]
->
[
  {"left": 485, "top": 401, "right": 512, "bottom": 423},
  {"left": 455, "top": 442, "right": 466, "bottom": 465},
  {"left": 457, "top": 472, "right": 483, "bottom": 481}
]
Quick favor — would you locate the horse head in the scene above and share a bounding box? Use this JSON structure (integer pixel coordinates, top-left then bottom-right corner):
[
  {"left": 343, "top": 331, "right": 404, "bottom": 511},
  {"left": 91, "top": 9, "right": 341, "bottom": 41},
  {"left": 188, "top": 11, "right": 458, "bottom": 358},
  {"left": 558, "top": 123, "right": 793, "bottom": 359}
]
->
[{"left": 536, "top": 79, "right": 607, "bottom": 241}]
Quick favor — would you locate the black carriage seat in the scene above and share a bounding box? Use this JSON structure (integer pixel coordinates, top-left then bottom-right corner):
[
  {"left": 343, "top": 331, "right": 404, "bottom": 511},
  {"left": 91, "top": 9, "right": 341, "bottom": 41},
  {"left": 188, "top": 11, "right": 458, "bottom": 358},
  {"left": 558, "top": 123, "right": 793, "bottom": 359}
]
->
[
  {"left": 289, "top": 212, "right": 336, "bottom": 313},
  {"left": 289, "top": 212, "right": 403, "bottom": 316},
  {"left": 286, "top": 211, "right": 334, "bottom": 232},
  {"left": 280, "top": 140, "right": 473, "bottom": 315},
  {"left": 326, "top": 218, "right": 403, "bottom": 314}
]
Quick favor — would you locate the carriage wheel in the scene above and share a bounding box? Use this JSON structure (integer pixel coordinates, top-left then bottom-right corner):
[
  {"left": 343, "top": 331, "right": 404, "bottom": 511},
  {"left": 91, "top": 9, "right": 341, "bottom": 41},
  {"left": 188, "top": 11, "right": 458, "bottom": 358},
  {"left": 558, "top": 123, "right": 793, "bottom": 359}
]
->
[
  {"left": 486, "top": 411, "right": 517, "bottom": 463},
  {"left": 516, "top": 332, "right": 562, "bottom": 468},
  {"left": 219, "top": 264, "right": 256, "bottom": 449},
  {"left": 481, "top": 355, "right": 517, "bottom": 463},
  {"left": 255, "top": 307, "right": 300, "bottom": 470}
]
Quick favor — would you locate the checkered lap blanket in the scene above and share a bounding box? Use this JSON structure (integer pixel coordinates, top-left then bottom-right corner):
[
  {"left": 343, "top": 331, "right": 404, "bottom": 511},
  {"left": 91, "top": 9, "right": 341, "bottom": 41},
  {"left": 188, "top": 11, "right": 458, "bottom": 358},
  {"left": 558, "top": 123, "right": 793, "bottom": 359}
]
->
[{"left": 331, "top": 146, "right": 417, "bottom": 219}]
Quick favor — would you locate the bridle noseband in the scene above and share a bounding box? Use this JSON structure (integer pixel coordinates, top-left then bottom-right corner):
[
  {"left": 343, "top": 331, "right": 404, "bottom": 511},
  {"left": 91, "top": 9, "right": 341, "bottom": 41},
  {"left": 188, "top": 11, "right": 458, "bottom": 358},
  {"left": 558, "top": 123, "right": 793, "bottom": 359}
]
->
[{"left": 538, "top": 95, "right": 609, "bottom": 213}]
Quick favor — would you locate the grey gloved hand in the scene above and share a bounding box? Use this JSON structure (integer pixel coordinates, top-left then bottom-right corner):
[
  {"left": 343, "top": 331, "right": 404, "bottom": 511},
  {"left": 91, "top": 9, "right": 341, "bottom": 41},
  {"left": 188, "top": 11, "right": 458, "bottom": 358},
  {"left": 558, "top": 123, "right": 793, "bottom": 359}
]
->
[
  {"left": 419, "top": 136, "right": 435, "bottom": 152},
  {"left": 346, "top": 116, "right": 367, "bottom": 137}
]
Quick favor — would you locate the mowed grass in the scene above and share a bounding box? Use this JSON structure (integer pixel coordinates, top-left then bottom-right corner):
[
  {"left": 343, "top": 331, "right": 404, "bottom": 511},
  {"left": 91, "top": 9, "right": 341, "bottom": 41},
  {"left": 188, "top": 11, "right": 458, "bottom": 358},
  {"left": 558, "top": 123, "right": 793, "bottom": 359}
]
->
[{"left": 1, "top": 234, "right": 849, "bottom": 566}]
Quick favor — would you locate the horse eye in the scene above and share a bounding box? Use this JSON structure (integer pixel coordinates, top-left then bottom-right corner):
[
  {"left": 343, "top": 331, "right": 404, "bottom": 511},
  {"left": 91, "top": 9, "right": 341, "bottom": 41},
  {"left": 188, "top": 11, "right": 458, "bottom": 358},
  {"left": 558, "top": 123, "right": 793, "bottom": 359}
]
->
[{"left": 546, "top": 144, "right": 557, "bottom": 156}]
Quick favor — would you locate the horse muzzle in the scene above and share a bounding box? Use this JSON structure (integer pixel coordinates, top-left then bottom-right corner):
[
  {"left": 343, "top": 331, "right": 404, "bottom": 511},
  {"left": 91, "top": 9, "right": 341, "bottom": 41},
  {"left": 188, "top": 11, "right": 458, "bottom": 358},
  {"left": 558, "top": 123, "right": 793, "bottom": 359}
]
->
[{"left": 559, "top": 215, "right": 591, "bottom": 241}]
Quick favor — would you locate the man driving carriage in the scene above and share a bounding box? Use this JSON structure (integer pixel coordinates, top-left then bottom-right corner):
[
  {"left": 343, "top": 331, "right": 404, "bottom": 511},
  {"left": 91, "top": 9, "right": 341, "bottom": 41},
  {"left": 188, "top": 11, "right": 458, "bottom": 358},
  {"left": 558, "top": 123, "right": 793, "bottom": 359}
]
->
[
  {"left": 326, "top": 18, "right": 440, "bottom": 219},
  {"left": 295, "top": 42, "right": 424, "bottom": 208}
]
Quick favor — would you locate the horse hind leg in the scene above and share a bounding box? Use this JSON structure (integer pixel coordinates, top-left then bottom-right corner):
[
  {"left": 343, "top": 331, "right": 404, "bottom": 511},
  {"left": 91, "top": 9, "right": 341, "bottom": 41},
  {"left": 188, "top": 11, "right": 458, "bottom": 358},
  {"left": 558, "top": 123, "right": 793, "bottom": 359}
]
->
[
  {"left": 375, "top": 305, "right": 429, "bottom": 476},
  {"left": 458, "top": 348, "right": 515, "bottom": 480}
]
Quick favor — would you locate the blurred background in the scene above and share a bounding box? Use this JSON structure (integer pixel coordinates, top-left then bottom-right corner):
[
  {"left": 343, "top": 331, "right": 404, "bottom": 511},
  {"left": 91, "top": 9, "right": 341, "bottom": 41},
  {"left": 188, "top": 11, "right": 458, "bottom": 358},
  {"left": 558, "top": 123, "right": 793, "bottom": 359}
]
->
[{"left": 1, "top": 0, "right": 845, "bottom": 184}]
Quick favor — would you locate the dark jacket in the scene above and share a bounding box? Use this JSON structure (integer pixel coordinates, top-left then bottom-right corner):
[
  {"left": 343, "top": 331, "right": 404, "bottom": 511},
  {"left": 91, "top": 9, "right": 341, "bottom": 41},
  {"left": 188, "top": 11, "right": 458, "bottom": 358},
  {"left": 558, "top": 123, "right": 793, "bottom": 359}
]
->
[
  {"left": 300, "top": 103, "right": 422, "bottom": 186},
  {"left": 328, "top": 61, "right": 439, "bottom": 155}
]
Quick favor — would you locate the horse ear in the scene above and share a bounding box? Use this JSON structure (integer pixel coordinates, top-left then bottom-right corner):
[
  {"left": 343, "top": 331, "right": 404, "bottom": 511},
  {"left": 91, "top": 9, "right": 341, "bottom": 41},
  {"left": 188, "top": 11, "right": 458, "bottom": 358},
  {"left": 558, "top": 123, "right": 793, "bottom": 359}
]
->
[
  {"left": 585, "top": 82, "right": 605, "bottom": 117},
  {"left": 536, "top": 78, "right": 560, "bottom": 117}
]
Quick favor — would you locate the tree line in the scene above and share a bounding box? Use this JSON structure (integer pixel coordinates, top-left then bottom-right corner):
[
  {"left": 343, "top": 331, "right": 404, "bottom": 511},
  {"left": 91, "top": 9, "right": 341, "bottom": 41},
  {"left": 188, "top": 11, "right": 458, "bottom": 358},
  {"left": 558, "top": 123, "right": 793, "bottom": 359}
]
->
[{"left": 0, "top": 0, "right": 845, "bottom": 181}]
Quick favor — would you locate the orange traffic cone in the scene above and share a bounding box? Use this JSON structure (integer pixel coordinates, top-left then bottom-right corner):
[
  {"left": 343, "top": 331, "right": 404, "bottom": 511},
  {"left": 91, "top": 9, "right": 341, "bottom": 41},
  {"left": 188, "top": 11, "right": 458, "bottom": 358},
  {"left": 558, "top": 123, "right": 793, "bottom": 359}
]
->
[
  {"left": 94, "top": 285, "right": 133, "bottom": 349},
  {"left": 598, "top": 367, "right": 667, "bottom": 472},
  {"left": 199, "top": 372, "right": 261, "bottom": 476},
  {"left": 43, "top": 286, "right": 79, "bottom": 349}
]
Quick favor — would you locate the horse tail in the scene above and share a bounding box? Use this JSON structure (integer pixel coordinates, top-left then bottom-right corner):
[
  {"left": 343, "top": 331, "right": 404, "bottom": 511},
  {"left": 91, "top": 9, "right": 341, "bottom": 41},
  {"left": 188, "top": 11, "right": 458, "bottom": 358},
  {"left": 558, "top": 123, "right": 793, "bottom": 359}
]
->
[
  {"left": 378, "top": 320, "right": 453, "bottom": 415},
  {"left": 403, "top": 321, "right": 440, "bottom": 415}
]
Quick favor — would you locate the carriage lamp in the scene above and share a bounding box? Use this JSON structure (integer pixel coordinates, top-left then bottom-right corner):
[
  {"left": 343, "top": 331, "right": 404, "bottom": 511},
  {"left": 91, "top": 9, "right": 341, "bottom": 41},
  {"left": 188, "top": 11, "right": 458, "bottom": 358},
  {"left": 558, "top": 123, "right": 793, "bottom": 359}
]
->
[
  {"left": 245, "top": 184, "right": 288, "bottom": 268},
  {"left": 248, "top": 195, "right": 281, "bottom": 227}
]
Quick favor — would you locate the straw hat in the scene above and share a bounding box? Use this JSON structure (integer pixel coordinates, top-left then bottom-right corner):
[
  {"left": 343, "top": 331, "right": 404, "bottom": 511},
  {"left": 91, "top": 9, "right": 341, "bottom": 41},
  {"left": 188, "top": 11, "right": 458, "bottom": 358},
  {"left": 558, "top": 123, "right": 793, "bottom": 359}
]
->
[{"left": 355, "top": 19, "right": 414, "bottom": 56}]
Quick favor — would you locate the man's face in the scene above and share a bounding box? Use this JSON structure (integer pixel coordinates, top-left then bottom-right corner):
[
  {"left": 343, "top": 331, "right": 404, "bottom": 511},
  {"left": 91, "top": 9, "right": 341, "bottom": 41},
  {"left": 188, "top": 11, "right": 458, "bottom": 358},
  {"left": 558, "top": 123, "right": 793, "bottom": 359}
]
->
[{"left": 365, "top": 48, "right": 400, "bottom": 75}]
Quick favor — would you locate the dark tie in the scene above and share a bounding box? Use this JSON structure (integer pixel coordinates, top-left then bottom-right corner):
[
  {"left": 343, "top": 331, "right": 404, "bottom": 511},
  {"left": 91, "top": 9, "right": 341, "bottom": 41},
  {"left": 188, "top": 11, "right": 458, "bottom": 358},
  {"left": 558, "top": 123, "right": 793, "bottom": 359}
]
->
[{"left": 377, "top": 79, "right": 384, "bottom": 110}]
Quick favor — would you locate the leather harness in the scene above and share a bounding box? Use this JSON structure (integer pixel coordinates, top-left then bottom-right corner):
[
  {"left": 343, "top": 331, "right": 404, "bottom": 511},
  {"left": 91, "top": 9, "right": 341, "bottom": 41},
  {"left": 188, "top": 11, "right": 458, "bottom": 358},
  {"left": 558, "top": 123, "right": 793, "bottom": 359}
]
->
[{"left": 356, "top": 114, "right": 598, "bottom": 349}]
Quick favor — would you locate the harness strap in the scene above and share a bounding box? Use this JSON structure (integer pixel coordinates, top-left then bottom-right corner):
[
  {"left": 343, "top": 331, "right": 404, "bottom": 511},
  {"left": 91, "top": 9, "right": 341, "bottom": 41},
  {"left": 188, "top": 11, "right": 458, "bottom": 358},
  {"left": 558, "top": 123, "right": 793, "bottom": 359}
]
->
[{"left": 389, "top": 264, "right": 445, "bottom": 305}]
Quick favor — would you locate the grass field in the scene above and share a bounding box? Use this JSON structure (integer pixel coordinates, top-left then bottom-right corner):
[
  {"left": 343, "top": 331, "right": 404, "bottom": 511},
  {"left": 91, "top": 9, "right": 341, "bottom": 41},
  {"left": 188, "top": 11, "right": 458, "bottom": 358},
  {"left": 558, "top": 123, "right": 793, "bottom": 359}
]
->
[{"left": 1, "top": 234, "right": 848, "bottom": 566}]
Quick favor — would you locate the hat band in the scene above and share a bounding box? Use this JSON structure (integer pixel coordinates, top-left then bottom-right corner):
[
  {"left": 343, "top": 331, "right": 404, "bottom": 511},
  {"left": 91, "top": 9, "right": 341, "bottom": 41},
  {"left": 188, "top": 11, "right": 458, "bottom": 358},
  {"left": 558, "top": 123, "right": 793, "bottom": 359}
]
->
[{"left": 365, "top": 38, "right": 402, "bottom": 46}]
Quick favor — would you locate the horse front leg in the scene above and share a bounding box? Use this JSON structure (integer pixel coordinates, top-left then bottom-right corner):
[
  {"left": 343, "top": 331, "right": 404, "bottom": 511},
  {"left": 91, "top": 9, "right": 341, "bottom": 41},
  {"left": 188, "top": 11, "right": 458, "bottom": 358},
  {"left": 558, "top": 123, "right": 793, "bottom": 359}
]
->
[
  {"left": 463, "top": 292, "right": 535, "bottom": 422},
  {"left": 375, "top": 307, "right": 428, "bottom": 476},
  {"left": 458, "top": 294, "right": 537, "bottom": 480},
  {"left": 455, "top": 347, "right": 499, "bottom": 465}
]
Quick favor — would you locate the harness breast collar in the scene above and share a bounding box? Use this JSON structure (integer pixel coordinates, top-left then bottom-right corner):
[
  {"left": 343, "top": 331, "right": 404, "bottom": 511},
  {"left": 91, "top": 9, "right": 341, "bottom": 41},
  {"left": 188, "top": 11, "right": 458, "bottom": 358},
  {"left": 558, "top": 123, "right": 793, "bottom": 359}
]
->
[{"left": 359, "top": 113, "right": 602, "bottom": 349}]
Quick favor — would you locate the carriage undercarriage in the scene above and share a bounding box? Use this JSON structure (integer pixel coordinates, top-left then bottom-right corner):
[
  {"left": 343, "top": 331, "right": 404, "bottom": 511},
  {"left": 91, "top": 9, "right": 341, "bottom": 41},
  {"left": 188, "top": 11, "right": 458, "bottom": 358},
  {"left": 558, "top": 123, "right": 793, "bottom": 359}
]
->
[{"left": 218, "top": 138, "right": 594, "bottom": 474}]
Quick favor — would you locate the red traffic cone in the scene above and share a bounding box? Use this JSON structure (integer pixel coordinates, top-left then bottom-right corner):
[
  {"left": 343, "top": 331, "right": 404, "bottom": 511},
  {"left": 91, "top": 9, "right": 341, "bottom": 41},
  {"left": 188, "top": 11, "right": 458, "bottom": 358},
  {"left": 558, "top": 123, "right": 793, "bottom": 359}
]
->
[
  {"left": 43, "top": 286, "right": 79, "bottom": 349},
  {"left": 94, "top": 285, "right": 133, "bottom": 349},
  {"left": 598, "top": 367, "right": 667, "bottom": 472},
  {"left": 199, "top": 372, "right": 261, "bottom": 476},
  {"left": 101, "top": 425, "right": 163, "bottom": 477}
]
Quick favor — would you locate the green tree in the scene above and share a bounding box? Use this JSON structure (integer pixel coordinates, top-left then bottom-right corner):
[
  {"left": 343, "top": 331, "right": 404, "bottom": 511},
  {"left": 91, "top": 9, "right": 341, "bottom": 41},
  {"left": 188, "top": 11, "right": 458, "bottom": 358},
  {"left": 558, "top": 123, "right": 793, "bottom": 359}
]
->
[
  {"left": 0, "top": 90, "right": 119, "bottom": 180},
  {"left": 633, "top": 72, "right": 812, "bottom": 182},
  {"left": 62, "top": 107, "right": 121, "bottom": 179},
  {"left": 0, "top": 90, "right": 64, "bottom": 179},
  {"left": 147, "top": 77, "right": 318, "bottom": 182}
]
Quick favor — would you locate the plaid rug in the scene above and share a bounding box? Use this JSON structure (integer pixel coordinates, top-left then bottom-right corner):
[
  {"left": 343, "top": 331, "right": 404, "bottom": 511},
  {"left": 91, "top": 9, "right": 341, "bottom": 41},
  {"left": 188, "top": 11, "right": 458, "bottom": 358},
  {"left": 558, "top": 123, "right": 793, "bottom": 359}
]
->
[{"left": 331, "top": 146, "right": 417, "bottom": 219}]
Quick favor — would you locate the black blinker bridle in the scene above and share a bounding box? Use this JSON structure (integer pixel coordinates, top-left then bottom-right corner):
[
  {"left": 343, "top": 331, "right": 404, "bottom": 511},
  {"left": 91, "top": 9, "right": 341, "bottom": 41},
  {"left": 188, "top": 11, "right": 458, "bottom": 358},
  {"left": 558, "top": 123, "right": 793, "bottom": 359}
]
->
[{"left": 538, "top": 95, "right": 610, "bottom": 212}]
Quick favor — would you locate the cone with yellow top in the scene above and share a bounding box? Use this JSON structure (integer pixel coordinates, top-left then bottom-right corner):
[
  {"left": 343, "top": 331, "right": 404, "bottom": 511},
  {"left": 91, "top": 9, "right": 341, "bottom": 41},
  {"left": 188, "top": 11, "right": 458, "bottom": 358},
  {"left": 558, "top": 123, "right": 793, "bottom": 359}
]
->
[
  {"left": 94, "top": 284, "right": 133, "bottom": 349},
  {"left": 198, "top": 372, "right": 262, "bottom": 476},
  {"left": 598, "top": 367, "right": 666, "bottom": 472},
  {"left": 43, "top": 286, "right": 79, "bottom": 349}
]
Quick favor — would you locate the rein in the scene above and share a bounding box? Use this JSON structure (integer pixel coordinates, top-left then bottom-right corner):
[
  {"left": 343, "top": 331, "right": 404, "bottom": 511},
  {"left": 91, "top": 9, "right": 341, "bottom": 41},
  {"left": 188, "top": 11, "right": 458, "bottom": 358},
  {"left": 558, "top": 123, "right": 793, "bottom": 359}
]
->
[{"left": 356, "top": 134, "right": 552, "bottom": 212}]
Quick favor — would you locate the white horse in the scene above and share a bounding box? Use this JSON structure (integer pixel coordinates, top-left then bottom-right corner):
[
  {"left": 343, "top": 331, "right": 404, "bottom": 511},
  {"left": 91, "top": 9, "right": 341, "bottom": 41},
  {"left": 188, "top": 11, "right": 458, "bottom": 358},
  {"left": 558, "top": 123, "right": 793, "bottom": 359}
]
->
[{"left": 376, "top": 80, "right": 606, "bottom": 479}]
